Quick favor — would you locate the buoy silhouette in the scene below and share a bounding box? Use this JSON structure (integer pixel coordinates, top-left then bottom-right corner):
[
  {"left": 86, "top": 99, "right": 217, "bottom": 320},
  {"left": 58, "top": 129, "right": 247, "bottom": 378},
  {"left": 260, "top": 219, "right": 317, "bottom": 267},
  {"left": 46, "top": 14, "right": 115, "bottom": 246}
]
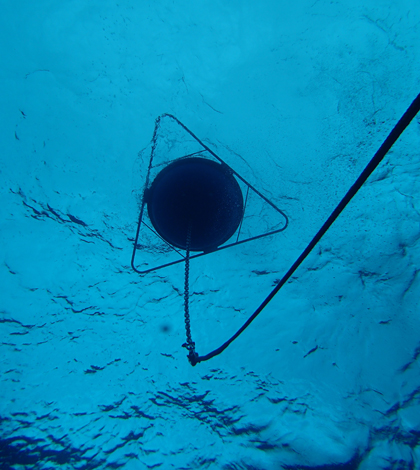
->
[{"left": 146, "top": 157, "right": 244, "bottom": 252}]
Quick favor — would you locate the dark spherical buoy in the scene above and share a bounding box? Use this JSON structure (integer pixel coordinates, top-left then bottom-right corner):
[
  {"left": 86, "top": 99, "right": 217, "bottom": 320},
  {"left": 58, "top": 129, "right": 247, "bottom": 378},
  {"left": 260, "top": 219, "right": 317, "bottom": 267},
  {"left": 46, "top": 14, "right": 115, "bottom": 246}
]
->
[{"left": 147, "top": 157, "right": 244, "bottom": 252}]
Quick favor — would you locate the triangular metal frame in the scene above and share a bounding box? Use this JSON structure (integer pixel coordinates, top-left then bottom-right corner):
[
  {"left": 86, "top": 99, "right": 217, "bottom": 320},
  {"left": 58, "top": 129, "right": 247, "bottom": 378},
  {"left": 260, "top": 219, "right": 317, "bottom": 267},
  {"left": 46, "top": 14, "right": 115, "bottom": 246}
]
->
[{"left": 131, "top": 114, "right": 288, "bottom": 274}]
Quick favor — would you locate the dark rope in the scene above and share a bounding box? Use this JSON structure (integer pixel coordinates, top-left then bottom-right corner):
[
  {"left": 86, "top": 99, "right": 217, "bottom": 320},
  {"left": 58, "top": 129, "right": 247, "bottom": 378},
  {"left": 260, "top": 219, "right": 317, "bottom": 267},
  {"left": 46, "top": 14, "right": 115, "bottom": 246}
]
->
[
  {"left": 182, "top": 223, "right": 199, "bottom": 366},
  {"left": 191, "top": 92, "right": 420, "bottom": 365}
]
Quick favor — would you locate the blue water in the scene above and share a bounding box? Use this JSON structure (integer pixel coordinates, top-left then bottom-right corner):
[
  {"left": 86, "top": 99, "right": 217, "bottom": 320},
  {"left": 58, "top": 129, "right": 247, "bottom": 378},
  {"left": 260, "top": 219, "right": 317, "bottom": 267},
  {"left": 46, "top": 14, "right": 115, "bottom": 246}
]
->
[{"left": 1, "top": 1, "right": 420, "bottom": 469}]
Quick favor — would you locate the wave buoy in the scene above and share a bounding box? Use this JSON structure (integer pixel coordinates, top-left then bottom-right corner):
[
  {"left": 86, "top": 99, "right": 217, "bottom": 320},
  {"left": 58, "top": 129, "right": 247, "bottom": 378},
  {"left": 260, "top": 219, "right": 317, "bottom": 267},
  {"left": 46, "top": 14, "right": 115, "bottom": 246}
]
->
[{"left": 147, "top": 157, "right": 244, "bottom": 252}]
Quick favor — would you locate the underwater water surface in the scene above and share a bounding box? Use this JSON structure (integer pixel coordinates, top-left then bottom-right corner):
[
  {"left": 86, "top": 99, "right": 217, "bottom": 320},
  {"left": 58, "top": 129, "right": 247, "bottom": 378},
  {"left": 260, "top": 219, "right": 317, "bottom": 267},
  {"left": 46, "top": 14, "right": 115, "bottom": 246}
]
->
[{"left": 1, "top": 0, "right": 420, "bottom": 469}]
